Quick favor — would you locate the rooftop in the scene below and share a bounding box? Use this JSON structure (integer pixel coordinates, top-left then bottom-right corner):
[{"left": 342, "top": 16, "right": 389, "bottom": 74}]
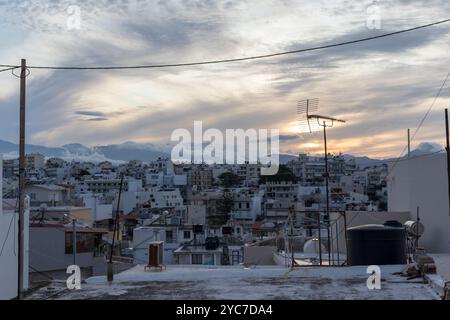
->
[
  {"left": 27, "top": 264, "right": 442, "bottom": 300},
  {"left": 28, "top": 184, "right": 66, "bottom": 191}
]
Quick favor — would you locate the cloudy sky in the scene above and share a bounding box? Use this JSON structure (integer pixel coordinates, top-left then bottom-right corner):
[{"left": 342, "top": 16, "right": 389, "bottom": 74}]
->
[{"left": 1, "top": 0, "right": 450, "bottom": 159}]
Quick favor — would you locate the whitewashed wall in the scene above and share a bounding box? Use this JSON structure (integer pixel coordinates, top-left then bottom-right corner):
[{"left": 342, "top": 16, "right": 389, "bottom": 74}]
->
[
  {"left": 0, "top": 154, "right": 18, "bottom": 300},
  {"left": 388, "top": 153, "right": 450, "bottom": 253}
]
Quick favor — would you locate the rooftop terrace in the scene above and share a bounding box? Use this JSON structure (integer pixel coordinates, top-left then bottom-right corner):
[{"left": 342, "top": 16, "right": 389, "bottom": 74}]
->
[{"left": 26, "top": 264, "right": 443, "bottom": 300}]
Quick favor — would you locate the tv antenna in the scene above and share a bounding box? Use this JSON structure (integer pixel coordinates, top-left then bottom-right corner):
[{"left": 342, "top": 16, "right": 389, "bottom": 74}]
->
[{"left": 297, "top": 98, "right": 347, "bottom": 266}]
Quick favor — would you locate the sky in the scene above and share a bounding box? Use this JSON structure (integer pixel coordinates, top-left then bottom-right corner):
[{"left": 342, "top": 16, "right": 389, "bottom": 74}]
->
[{"left": 1, "top": 0, "right": 450, "bottom": 159}]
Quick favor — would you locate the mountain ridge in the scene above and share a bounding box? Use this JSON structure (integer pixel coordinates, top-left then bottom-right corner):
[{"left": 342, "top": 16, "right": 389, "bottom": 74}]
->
[{"left": 0, "top": 139, "right": 444, "bottom": 165}]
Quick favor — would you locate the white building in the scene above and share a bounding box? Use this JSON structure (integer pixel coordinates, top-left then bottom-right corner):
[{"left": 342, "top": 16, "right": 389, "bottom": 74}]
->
[
  {"left": 149, "top": 188, "right": 184, "bottom": 208},
  {"left": 0, "top": 155, "right": 29, "bottom": 299},
  {"left": 263, "top": 181, "right": 299, "bottom": 220},
  {"left": 230, "top": 189, "right": 263, "bottom": 229},
  {"left": 388, "top": 153, "right": 450, "bottom": 253},
  {"left": 25, "top": 184, "right": 67, "bottom": 206},
  {"left": 80, "top": 193, "right": 113, "bottom": 222},
  {"left": 133, "top": 226, "right": 188, "bottom": 265},
  {"left": 186, "top": 204, "right": 207, "bottom": 225},
  {"left": 25, "top": 153, "right": 45, "bottom": 171}
]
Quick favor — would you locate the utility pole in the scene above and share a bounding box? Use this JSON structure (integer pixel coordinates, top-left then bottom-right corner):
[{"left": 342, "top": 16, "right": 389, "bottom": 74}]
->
[
  {"left": 322, "top": 121, "right": 331, "bottom": 265},
  {"left": 407, "top": 128, "right": 411, "bottom": 158},
  {"left": 108, "top": 174, "right": 124, "bottom": 282},
  {"left": 445, "top": 109, "right": 450, "bottom": 214},
  {"left": 93, "top": 194, "right": 98, "bottom": 227},
  {"left": 18, "top": 58, "right": 27, "bottom": 300},
  {"left": 289, "top": 206, "right": 295, "bottom": 269},
  {"left": 317, "top": 213, "right": 322, "bottom": 266},
  {"left": 72, "top": 219, "right": 77, "bottom": 265},
  {"left": 416, "top": 207, "right": 420, "bottom": 249}
]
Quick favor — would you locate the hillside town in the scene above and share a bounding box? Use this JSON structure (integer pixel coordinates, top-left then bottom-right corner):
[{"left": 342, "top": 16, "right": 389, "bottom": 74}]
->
[
  {"left": 2, "top": 152, "right": 386, "bottom": 274},
  {"left": 2, "top": 146, "right": 450, "bottom": 301}
]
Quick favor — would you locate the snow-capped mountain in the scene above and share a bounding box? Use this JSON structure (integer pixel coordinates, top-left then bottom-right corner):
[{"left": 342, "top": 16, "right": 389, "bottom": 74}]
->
[
  {"left": 409, "top": 142, "right": 443, "bottom": 157},
  {"left": 0, "top": 140, "right": 170, "bottom": 163}
]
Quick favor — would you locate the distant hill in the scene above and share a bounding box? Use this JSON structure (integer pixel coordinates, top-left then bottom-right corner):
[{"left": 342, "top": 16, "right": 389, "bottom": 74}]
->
[
  {"left": 0, "top": 139, "right": 444, "bottom": 165},
  {"left": 0, "top": 139, "right": 67, "bottom": 158},
  {"left": 94, "top": 142, "right": 169, "bottom": 162},
  {"left": 0, "top": 140, "right": 169, "bottom": 162}
]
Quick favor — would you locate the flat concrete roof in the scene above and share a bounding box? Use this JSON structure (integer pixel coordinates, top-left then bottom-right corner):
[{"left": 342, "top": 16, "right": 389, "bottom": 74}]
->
[{"left": 26, "top": 265, "right": 442, "bottom": 300}]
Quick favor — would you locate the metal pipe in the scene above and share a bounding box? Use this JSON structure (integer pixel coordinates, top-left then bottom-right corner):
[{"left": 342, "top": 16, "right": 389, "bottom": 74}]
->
[
  {"left": 336, "top": 219, "right": 340, "bottom": 265},
  {"left": 323, "top": 123, "right": 332, "bottom": 265},
  {"left": 317, "top": 212, "right": 322, "bottom": 266},
  {"left": 343, "top": 212, "right": 348, "bottom": 265}
]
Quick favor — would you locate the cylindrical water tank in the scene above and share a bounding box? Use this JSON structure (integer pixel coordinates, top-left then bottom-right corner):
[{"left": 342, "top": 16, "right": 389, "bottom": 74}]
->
[
  {"left": 404, "top": 220, "right": 425, "bottom": 237},
  {"left": 346, "top": 223, "right": 406, "bottom": 266},
  {"left": 303, "top": 238, "right": 327, "bottom": 254}
]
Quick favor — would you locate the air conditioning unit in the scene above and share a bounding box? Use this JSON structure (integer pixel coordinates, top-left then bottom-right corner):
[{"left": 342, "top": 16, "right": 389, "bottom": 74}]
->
[{"left": 145, "top": 241, "right": 165, "bottom": 271}]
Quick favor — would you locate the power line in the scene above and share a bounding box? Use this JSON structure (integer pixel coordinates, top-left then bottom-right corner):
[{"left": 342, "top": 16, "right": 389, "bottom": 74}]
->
[
  {"left": 357, "top": 149, "right": 445, "bottom": 168},
  {"left": 387, "top": 71, "right": 450, "bottom": 176},
  {"left": 1, "top": 18, "right": 450, "bottom": 71},
  {"left": 411, "top": 71, "right": 450, "bottom": 143},
  {"left": 0, "top": 67, "right": 19, "bottom": 73},
  {"left": 0, "top": 213, "right": 16, "bottom": 257},
  {"left": 28, "top": 265, "right": 54, "bottom": 281}
]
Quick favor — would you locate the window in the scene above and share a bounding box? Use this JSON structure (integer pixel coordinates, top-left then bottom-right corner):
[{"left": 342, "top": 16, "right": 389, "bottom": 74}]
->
[
  {"left": 65, "top": 232, "right": 97, "bottom": 254},
  {"left": 166, "top": 230, "right": 173, "bottom": 243},
  {"left": 183, "top": 230, "right": 191, "bottom": 239},
  {"left": 30, "top": 193, "right": 36, "bottom": 200},
  {"left": 192, "top": 254, "right": 202, "bottom": 265}
]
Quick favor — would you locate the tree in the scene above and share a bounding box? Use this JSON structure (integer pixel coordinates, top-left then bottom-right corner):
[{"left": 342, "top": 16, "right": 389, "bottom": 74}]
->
[
  {"left": 209, "top": 191, "right": 234, "bottom": 227},
  {"left": 76, "top": 169, "right": 90, "bottom": 179},
  {"left": 259, "top": 165, "right": 297, "bottom": 184},
  {"left": 218, "top": 171, "right": 241, "bottom": 188}
]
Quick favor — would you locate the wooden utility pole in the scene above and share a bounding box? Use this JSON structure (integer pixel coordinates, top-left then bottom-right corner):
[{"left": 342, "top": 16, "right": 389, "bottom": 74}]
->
[
  {"left": 108, "top": 174, "right": 124, "bottom": 282},
  {"left": 445, "top": 109, "right": 450, "bottom": 214},
  {"left": 407, "top": 128, "right": 411, "bottom": 158},
  {"left": 72, "top": 219, "right": 77, "bottom": 266},
  {"left": 18, "top": 58, "right": 27, "bottom": 299}
]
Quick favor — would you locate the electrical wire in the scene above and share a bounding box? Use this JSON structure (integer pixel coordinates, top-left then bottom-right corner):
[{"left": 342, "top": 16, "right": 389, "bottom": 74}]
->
[
  {"left": 0, "top": 67, "right": 19, "bottom": 73},
  {"left": 28, "top": 265, "right": 54, "bottom": 281},
  {"left": 1, "top": 18, "right": 449, "bottom": 71},
  {"left": 350, "top": 149, "right": 445, "bottom": 168},
  {"left": 0, "top": 213, "right": 16, "bottom": 257},
  {"left": 387, "top": 71, "right": 450, "bottom": 177}
]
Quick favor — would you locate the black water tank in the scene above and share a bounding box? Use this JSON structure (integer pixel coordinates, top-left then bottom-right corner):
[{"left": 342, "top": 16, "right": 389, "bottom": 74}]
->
[
  {"left": 222, "top": 226, "right": 232, "bottom": 235},
  {"left": 205, "top": 237, "right": 220, "bottom": 250},
  {"left": 346, "top": 223, "right": 406, "bottom": 266},
  {"left": 193, "top": 225, "right": 203, "bottom": 234}
]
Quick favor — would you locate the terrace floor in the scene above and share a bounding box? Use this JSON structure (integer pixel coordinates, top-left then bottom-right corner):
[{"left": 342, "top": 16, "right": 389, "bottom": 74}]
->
[{"left": 26, "top": 264, "right": 442, "bottom": 300}]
